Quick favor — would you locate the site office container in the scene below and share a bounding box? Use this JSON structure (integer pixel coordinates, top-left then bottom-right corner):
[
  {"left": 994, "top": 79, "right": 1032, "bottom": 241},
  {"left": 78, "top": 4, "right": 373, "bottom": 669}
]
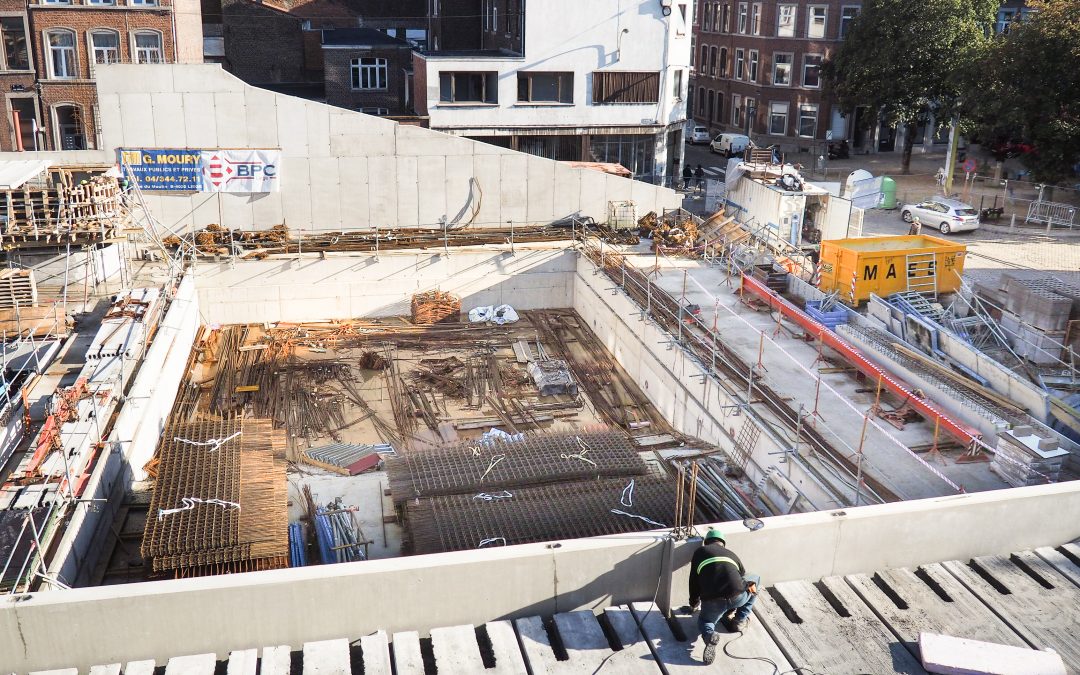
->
[
  {"left": 817, "top": 235, "right": 967, "bottom": 306},
  {"left": 726, "top": 174, "right": 856, "bottom": 246}
]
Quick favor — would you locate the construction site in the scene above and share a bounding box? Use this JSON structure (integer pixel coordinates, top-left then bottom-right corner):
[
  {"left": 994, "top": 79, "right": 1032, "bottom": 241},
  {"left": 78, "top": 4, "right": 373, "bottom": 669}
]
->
[{"left": 0, "top": 65, "right": 1079, "bottom": 674}]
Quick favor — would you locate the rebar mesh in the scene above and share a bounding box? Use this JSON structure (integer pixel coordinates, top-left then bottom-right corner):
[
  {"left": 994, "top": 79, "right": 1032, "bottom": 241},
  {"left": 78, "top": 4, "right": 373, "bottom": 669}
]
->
[
  {"left": 404, "top": 476, "right": 678, "bottom": 555},
  {"left": 142, "top": 417, "right": 289, "bottom": 575},
  {"left": 386, "top": 430, "right": 648, "bottom": 504}
]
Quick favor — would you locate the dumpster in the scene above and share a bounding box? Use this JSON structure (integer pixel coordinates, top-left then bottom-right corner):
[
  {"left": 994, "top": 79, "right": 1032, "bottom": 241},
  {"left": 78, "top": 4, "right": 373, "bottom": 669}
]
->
[
  {"left": 817, "top": 235, "right": 967, "bottom": 306},
  {"left": 878, "top": 176, "right": 897, "bottom": 209}
]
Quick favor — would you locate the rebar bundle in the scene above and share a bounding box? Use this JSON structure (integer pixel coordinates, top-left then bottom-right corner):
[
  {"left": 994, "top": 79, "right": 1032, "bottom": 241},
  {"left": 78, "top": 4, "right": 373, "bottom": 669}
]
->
[
  {"left": 404, "top": 476, "right": 679, "bottom": 555},
  {"left": 385, "top": 430, "right": 648, "bottom": 504},
  {"left": 410, "top": 291, "right": 462, "bottom": 325},
  {"left": 142, "top": 417, "right": 289, "bottom": 576}
]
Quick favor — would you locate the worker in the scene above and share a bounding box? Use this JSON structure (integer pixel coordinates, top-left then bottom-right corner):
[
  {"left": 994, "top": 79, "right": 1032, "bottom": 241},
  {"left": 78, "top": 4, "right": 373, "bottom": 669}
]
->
[
  {"left": 682, "top": 164, "right": 693, "bottom": 191},
  {"left": 908, "top": 216, "right": 922, "bottom": 236},
  {"left": 694, "top": 164, "right": 705, "bottom": 191},
  {"left": 688, "top": 528, "right": 760, "bottom": 665}
]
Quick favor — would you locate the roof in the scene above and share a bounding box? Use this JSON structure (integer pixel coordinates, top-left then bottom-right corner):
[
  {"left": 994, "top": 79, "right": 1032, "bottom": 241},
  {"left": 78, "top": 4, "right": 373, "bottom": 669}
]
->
[
  {"left": 321, "top": 27, "right": 412, "bottom": 48},
  {"left": 0, "top": 159, "right": 48, "bottom": 190}
]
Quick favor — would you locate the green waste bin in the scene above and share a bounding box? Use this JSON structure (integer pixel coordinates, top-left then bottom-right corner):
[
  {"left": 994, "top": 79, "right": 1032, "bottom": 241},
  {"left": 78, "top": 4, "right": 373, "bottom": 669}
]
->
[{"left": 878, "top": 176, "right": 897, "bottom": 209}]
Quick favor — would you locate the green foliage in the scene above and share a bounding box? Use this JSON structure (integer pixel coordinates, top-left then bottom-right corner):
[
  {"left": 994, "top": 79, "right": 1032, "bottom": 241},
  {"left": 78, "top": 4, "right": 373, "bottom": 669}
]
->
[{"left": 960, "top": 0, "right": 1080, "bottom": 182}]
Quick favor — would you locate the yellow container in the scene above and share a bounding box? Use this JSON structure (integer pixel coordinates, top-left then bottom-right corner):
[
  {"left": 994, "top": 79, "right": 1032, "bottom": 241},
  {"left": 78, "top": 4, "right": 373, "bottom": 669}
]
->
[{"left": 817, "top": 235, "right": 967, "bottom": 306}]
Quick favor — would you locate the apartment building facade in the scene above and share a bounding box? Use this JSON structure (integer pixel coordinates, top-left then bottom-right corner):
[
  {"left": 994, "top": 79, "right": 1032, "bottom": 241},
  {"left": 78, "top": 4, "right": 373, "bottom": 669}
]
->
[
  {"left": 0, "top": 0, "right": 200, "bottom": 152},
  {"left": 412, "top": 0, "right": 692, "bottom": 182}
]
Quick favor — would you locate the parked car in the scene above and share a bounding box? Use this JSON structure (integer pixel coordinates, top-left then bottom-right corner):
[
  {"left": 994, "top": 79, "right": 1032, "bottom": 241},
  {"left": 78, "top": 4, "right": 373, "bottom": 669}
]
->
[
  {"left": 710, "top": 133, "right": 753, "bottom": 157},
  {"left": 687, "top": 125, "right": 711, "bottom": 145},
  {"left": 900, "top": 196, "right": 980, "bottom": 234}
]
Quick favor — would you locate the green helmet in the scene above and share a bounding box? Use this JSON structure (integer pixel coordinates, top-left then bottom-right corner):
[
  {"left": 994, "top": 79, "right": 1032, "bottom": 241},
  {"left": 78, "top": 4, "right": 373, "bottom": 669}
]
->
[{"left": 704, "top": 528, "right": 725, "bottom": 544}]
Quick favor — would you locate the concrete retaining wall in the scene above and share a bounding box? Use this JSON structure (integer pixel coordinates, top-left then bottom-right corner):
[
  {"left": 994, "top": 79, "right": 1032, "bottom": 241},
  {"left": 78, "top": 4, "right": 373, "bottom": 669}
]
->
[
  {"left": 192, "top": 248, "right": 575, "bottom": 325},
  {"left": 94, "top": 64, "right": 680, "bottom": 234},
  {"left": 3, "top": 482, "right": 1079, "bottom": 671}
]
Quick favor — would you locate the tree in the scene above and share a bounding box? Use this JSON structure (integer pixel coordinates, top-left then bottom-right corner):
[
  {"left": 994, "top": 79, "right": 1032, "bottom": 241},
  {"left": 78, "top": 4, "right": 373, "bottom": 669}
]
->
[
  {"left": 822, "top": 0, "right": 999, "bottom": 174},
  {"left": 960, "top": 0, "right": 1080, "bottom": 183}
]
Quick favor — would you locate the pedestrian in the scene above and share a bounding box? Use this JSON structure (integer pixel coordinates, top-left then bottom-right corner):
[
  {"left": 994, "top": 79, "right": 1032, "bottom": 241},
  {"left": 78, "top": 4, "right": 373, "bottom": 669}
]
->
[
  {"left": 688, "top": 528, "right": 761, "bottom": 665},
  {"left": 682, "top": 164, "right": 693, "bottom": 191},
  {"left": 695, "top": 164, "right": 705, "bottom": 191},
  {"left": 908, "top": 216, "right": 922, "bottom": 236}
]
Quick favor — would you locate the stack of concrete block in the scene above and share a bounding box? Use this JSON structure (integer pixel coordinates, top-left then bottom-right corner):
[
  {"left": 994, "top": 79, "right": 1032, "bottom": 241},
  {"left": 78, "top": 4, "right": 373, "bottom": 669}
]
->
[
  {"left": 992, "top": 274, "right": 1080, "bottom": 364},
  {"left": 991, "top": 426, "right": 1068, "bottom": 487}
]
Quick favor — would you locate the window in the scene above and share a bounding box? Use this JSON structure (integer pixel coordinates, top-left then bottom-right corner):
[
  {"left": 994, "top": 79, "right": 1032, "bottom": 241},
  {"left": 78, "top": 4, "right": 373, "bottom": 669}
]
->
[
  {"left": 351, "top": 57, "right": 387, "bottom": 90},
  {"left": 46, "top": 29, "right": 76, "bottom": 78},
  {"left": 737, "top": 3, "right": 748, "bottom": 33},
  {"left": 518, "top": 72, "right": 573, "bottom": 103},
  {"left": 751, "top": 3, "right": 761, "bottom": 35},
  {"left": 87, "top": 0, "right": 115, "bottom": 5},
  {"left": 54, "top": 104, "right": 85, "bottom": 150},
  {"left": 734, "top": 49, "right": 744, "bottom": 80},
  {"left": 996, "top": 8, "right": 1018, "bottom": 34},
  {"left": 732, "top": 94, "right": 742, "bottom": 127},
  {"left": 772, "top": 52, "right": 792, "bottom": 85},
  {"left": 440, "top": 71, "right": 498, "bottom": 103},
  {"left": 769, "top": 102, "right": 788, "bottom": 135},
  {"left": 134, "top": 31, "right": 162, "bottom": 64},
  {"left": 129, "top": 0, "right": 157, "bottom": 6},
  {"left": 798, "top": 103, "right": 818, "bottom": 137},
  {"left": 748, "top": 50, "right": 758, "bottom": 82},
  {"left": 719, "top": 47, "right": 728, "bottom": 76},
  {"left": 360, "top": 107, "right": 389, "bottom": 116},
  {"left": 745, "top": 97, "right": 755, "bottom": 131},
  {"left": 706, "top": 89, "right": 714, "bottom": 120},
  {"left": 90, "top": 30, "right": 119, "bottom": 67},
  {"left": 697, "top": 87, "right": 706, "bottom": 115},
  {"left": 672, "top": 69, "right": 683, "bottom": 99},
  {"left": 592, "top": 71, "right": 660, "bottom": 104},
  {"left": 713, "top": 93, "right": 722, "bottom": 122},
  {"left": 588, "top": 134, "right": 655, "bottom": 178},
  {"left": 777, "top": 4, "right": 796, "bottom": 37},
  {"left": 808, "top": 6, "right": 827, "bottom": 39},
  {"left": 700, "top": 45, "right": 709, "bottom": 73},
  {"left": 721, "top": 4, "right": 730, "bottom": 32},
  {"left": 709, "top": 46, "right": 717, "bottom": 76},
  {"left": 803, "top": 54, "right": 822, "bottom": 87},
  {"left": 0, "top": 17, "right": 29, "bottom": 71},
  {"left": 839, "top": 6, "right": 859, "bottom": 38}
]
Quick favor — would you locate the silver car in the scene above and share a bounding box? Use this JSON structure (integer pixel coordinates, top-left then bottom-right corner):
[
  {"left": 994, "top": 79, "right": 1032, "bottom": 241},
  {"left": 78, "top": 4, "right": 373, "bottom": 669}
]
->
[{"left": 900, "top": 196, "right": 980, "bottom": 234}]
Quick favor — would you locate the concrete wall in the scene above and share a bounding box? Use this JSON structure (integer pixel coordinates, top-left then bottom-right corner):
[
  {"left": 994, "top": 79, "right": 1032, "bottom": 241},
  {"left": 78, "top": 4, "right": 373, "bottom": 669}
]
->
[
  {"left": 3, "top": 481, "right": 1079, "bottom": 671},
  {"left": 192, "top": 247, "right": 575, "bottom": 324},
  {"left": 93, "top": 64, "right": 681, "bottom": 234}
]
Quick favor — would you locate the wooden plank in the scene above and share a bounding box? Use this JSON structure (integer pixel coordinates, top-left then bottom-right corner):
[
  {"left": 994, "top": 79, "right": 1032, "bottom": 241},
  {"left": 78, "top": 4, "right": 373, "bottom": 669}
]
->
[
  {"left": 844, "top": 563, "right": 1028, "bottom": 657},
  {"left": 360, "top": 630, "right": 392, "bottom": 675},
  {"left": 513, "top": 616, "right": 561, "bottom": 674},
  {"left": 943, "top": 552, "right": 1080, "bottom": 671},
  {"left": 754, "top": 578, "right": 927, "bottom": 674},
  {"left": 1034, "top": 544, "right": 1080, "bottom": 588},
  {"left": 630, "top": 601, "right": 788, "bottom": 674},
  {"left": 431, "top": 624, "right": 487, "bottom": 673},
  {"left": 484, "top": 620, "right": 529, "bottom": 675},
  {"left": 260, "top": 646, "right": 292, "bottom": 675},
  {"left": 390, "top": 631, "right": 425, "bottom": 675}
]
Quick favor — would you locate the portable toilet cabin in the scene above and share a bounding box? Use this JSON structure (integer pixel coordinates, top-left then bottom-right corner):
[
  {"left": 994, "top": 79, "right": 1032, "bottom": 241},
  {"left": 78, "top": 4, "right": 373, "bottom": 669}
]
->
[{"left": 817, "top": 235, "right": 967, "bottom": 306}]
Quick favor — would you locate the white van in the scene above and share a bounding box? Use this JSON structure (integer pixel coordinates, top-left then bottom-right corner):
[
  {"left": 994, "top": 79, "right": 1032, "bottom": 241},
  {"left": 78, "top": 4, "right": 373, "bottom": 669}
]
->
[{"left": 710, "top": 133, "right": 753, "bottom": 157}]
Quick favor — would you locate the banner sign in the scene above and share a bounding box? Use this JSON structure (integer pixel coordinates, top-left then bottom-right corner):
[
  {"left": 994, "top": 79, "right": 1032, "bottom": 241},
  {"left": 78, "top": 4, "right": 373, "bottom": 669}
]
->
[{"left": 118, "top": 148, "right": 281, "bottom": 193}]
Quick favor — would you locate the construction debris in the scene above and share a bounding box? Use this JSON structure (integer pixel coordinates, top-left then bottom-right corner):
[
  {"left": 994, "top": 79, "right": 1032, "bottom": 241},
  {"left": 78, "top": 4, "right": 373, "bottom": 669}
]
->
[
  {"left": 411, "top": 290, "right": 461, "bottom": 325},
  {"left": 527, "top": 359, "right": 577, "bottom": 396},
  {"left": 302, "top": 442, "right": 391, "bottom": 475},
  {"left": 991, "top": 427, "right": 1067, "bottom": 487},
  {"left": 0, "top": 172, "right": 127, "bottom": 247}
]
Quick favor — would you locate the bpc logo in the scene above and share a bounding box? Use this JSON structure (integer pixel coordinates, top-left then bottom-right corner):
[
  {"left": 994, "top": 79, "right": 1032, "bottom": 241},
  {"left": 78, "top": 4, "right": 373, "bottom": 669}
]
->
[{"left": 204, "top": 153, "right": 278, "bottom": 189}]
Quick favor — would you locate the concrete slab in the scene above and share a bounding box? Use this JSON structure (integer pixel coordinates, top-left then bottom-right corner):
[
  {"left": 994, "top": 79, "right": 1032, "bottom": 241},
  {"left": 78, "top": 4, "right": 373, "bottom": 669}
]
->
[
  {"left": 164, "top": 653, "right": 217, "bottom": 675},
  {"left": 484, "top": 620, "right": 529, "bottom": 675},
  {"left": 845, "top": 563, "right": 1028, "bottom": 656},
  {"left": 513, "top": 616, "right": 562, "bottom": 674},
  {"left": 28, "top": 670, "right": 78, "bottom": 675},
  {"left": 259, "top": 646, "right": 292, "bottom": 675},
  {"left": 390, "top": 631, "right": 424, "bottom": 675},
  {"left": 88, "top": 665, "right": 121, "bottom": 675},
  {"left": 226, "top": 648, "right": 258, "bottom": 675},
  {"left": 302, "top": 638, "right": 351, "bottom": 675},
  {"left": 122, "top": 661, "right": 156, "bottom": 675},
  {"left": 754, "top": 578, "right": 926, "bottom": 674},
  {"left": 918, "top": 631, "right": 1067, "bottom": 675},
  {"left": 360, "top": 630, "right": 391, "bottom": 675},
  {"left": 551, "top": 609, "right": 657, "bottom": 673},
  {"left": 430, "top": 624, "right": 486, "bottom": 673},
  {"left": 598, "top": 605, "right": 662, "bottom": 674},
  {"left": 1034, "top": 544, "right": 1080, "bottom": 588},
  {"left": 943, "top": 553, "right": 1080, "bottom": 671},
  {"left": 652, "top": 605, "right": 792, "bottom": 673}
]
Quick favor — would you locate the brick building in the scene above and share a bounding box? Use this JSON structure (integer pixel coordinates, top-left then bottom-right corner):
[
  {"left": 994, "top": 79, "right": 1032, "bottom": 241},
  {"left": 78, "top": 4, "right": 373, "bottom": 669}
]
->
[
  {"left": 0, "top": 0, "right": 198, "bottom": 152},
  {"left": 322, "top": 27, "right": 413, "bottom": 115}
]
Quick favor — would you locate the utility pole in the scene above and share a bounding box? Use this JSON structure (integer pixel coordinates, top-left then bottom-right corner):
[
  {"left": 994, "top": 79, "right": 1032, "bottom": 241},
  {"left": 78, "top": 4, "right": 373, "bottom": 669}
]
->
[{"left": 943, "top": 114, "right": 960, "bottom": 197}]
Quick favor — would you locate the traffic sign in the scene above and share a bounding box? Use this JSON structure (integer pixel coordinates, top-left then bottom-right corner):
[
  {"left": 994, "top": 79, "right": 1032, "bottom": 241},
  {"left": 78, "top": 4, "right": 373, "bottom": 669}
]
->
[{"left": 962, "top": 158, "right": 977, "bottom": 173}]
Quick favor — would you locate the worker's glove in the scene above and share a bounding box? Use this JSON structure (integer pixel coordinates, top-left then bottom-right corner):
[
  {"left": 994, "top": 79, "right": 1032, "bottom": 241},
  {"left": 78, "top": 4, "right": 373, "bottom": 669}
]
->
[{"left": 746, "top": 582, "right": 758, "bottom": 595}]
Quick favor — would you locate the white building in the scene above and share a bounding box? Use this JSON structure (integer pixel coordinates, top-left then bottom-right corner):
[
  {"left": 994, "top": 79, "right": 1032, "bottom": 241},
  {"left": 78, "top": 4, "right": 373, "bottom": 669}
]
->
[{"left": 413, "top": 0, "right": 694, "bottom": 183}]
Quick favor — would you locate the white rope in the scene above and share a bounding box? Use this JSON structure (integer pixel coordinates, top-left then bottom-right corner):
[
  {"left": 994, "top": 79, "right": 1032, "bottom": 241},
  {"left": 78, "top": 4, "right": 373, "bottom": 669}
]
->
[
  {"left": 157, "top": 497, "right": 241, "bottom": 520},
  {"left": 479, "top": 454, "right": 506, "bottom": 482},
  {"left": 610, "top": 509, "right": 666, "bottom": 528},
  {"left": 620, "top": 479, "right": 636, "bottom": 507},
  {"left": 561, "top": 436, "right": 596, "bottom": 466},
  {"left": 474, "top": 490, "right": 514, "bottom": 501},
  {"left": 172, "top": 431, "right": 242, "bottom": 453},
  {"left": 478, "top": 537, "right": 506, "bottom": 548}
]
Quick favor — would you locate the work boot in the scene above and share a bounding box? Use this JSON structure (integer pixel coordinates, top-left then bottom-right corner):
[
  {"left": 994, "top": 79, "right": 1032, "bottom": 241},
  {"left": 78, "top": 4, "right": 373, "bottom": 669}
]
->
[
  {"left": 702, "top": 631, "right": 722, "bottom": 665},
  {"left": 730, "top": 615, "right": 750, "bottom": 633}
]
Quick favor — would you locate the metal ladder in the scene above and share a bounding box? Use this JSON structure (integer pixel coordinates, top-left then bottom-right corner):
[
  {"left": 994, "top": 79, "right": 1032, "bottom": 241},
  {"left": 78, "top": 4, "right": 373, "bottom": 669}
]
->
[
  {"left": 889, "top": 290, "right": 945, "bottom": 322},
  {"left": 904, "top": 253, "right": 938, "bottom": 296}
]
